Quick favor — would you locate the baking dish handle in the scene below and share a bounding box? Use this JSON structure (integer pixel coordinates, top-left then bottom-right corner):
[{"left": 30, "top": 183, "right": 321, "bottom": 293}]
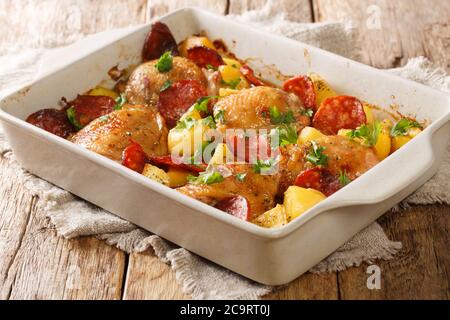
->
[{"left": 321, "top": 130, "right": 440, "bottom": 208}]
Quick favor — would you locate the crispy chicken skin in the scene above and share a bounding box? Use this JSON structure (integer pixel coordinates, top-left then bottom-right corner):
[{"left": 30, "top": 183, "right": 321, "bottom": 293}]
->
[
  {"left": 177, "top": 165, "right": 281, "bottom": 219},
  {"left": 279, "top": 135, "right": 380, "bottom": 194},
  {"left": 213, "top": 86, "right": 310, "bottom": 131},
  {"left": 70, "top": 104, "right": 168, "bottom": 161},
  {"left": 125, "top": 56, "right": 207, "bottom": 106}
]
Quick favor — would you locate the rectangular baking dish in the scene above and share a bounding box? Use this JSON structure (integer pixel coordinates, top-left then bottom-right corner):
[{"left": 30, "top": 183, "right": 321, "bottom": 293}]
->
[{"left": 1, "top": 8, "right": 449, "bottom": 285}]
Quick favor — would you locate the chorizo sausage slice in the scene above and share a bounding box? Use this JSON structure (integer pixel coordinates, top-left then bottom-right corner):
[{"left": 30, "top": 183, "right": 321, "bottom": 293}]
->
[
  {"left": 67, "top": 95, "right": 117, "bottom": 129},
  {"left": 26, "top": 108, "right": 75, "bottom": 138},
  {"left": 240, "top": 64, "right": 266, "bottom": 87},
  {"left": 294, "top": 167, "right": 341, "bottom": 196},
  {"left": 157, "top": 79, "right": 207, "bottom": 127},
  {"left": 282, "top": 75, "right": 317, "bottom": 111},
  {"left": 186, "top": 46, "right": 225, "bottom": 68},
  {"left": 142, "top": 22, "right": 179, "bottom": 61},
  {"left": 122, "top": 141, "right": 148, "bottom": 173},
  {"left": 312, "top": 95, "right": 366, "bottom": 135},
  {"left": 148, "top": 155, "right": 207, "bottom": 173},
  {"left": 215, "top": 195, "right": 251, "bottom": 221}
]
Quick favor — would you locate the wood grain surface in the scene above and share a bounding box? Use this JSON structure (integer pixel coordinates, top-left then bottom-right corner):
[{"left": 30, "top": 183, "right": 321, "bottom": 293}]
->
[{"left": 0, "top": 0, "right": 448, "bottom": 300}]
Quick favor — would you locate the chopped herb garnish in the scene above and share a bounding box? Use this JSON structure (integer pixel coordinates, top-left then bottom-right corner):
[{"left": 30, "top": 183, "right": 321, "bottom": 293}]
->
[
  {"left": 155, "top": 51, "right": 173, "bottom": 73},
  {"left": 390, "top": 118, "right": 422, "bottom": 137},
  {"left": 301, "top": 108, "right": 314, "bottom": 118},
  {"left": 98, "top": 115, "right": 110, "bottom": 122},
  {"left": 206, "top": 64, "right": 217, "bottom": 71},
  {"left": 188, "top": 171, "right": 224, "bottom": 185},
  {"left": 272, "top": 124, "right": 298, "bottom": 147},
  {"left": 193, "top": 96, "right": 218, "bottom": 113},
  {"left": 214, "top": 110, "right": 225, "bottom": 124},
  {"left": 66, "top": 107, "right": 83, "bottom": 130},
  {"left": 346, "top": 121, "right": 381, "bottom": 146},
  {"left": 306, "top": 141, "right": 328, "bottom": 166},
  {"left": 253, "top": 158, "right": 277, "bottom": 174},
  {"left": 269, "top": 106, "right": 295, "bottom": 125},
  {"left": 202, "top": 115, "right": 216, "bottom": 129},
  {"left": 338, "top": 170, "right": 351, "bottom": 186},
  {"left": 175, "top": 117, "right": 197, "bottom": 130},
  {"left": 221, "top": 78, "right": 241, "bottom": 89},
  {"left": 235, "top": 173, "right": 247, "bottom": 182},
  {"left": 160, "top": 80, "right": 172, "bottom": 92},
  {"left": 114, "top": 93, "right": 126, "bottom": 110}
]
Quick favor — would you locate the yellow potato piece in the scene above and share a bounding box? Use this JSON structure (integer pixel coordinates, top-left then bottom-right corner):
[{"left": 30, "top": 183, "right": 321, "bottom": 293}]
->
[
  {"left": 219, "top": 88, "right": 240, "bottom": 97},
  {"left": 180, "top": 106, "right": 202, "bottom": 122},
  {"left": 363, "top": 104, "right": 374, "bottom": 124},
  {"left": 179, "top": 36, "right": 215, "bottom": 57},
  {"left": 168, "top": 121, "right": 209, "bottom": 156},
  {"left": 208, "top": 143, "right": 233, "bottom": 165},
  {"left": 298, "top": 126, "right": 326, "bottom": 144},
  {"left": 88, "top": 87, "right": 119, "bottom": 99},
  {"left": 308, "top": 73, "right": 337, "bottom": 107},
  {"left": 252, "top": 204, "right": 287, "bottom": 228},
  {"left": 219, "top": 64, "right": 241, "bottom": 83},
  {"left": 284, "top": 186, "right": 326, "bottom": 221},
  {"left": 167, "top": 168, "right": 191, "bottom": 187},
  {"left": 142, "top": 164, "right": 170, "bottom": 186},
  {"left": 223, "top": 58, "right": 242, "bottom": 69},
  {"left": 391, "top": 135, "right": 412, "bottom": 152},
  {"left": 373, "top": 120, "right": 391, "bottom": 160}
]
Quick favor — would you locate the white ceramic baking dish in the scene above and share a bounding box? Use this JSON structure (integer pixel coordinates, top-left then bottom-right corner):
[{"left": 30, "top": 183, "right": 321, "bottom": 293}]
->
[{"left": 1, "top": 8, "right": 449, "bottom": 285}]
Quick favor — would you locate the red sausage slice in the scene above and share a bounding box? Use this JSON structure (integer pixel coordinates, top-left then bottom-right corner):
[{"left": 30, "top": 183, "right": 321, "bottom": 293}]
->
[
  {"left": 26, "top": 108, "right": 75, "bottom": 138},
  {"left": 282, "top": 75, "right": 317, "bottom": 111},
  {"left": 67, "top": 95, "right": 117, "bottom": 129},
  {"left": 157, "top": 79, "right": 207, "bottom": 127},
  {"left": 240, "top": 64, "right": 266, "bottom": 87},
  {"left": 142, "top": 22, "right": 179, "bottom": 62},
  {"left": 294, "top": 167, "right": 341, "bottom": 196},
  {"left": 148, "top": 155, "right": 207, "bottom": 173},
  {"left": 215, "top": 196, "right": 251, "bottom": 221},
  {"left": 186, "top": 46, "right": 225, "bottom": 68},
  {"left": 122, "top": 141, "right": 148, "bottom": 173},
  {"left": 312, "top": 95, "right": 366, "bottom": 135}
]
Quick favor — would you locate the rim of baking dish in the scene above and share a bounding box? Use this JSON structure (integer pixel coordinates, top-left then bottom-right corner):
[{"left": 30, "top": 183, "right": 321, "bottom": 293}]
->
[{"left": 0, "top": 7, "right": 449, "bottom": 240}]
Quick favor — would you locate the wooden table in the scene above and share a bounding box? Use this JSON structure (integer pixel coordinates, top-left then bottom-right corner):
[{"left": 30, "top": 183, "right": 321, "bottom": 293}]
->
[{"left": 0, "top": 0, "right": 449, "bottom": 300}]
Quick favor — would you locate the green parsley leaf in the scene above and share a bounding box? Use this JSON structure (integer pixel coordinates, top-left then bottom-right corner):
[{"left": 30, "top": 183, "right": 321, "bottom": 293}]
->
[
  {"left": 272, "top": 124, "right": 298, "bottom": 147},
  {"left": 193, "top": 96, "right": 219, "bottom": 113},
  {"left": 235, "top": 173, "right": 247, "bottom": 182},
  {"left": 206, "top": 64, "right": 217, "bottom": 71},
  {"left": 346, "top": 121, "right": 381, "bottom": 146},
  {"left": 390, "top": 118, "right": 422, "bottom": 137},
  {"left": 221, "top": 78, "right": 241, "bottom": 89},
  {"left": 306, "top": 141, "right": 328, "bottom": 166},
  {"left": 188, "top": 171, "right": 224, "bottom": 185},
  {"left": 301, "top": 108, "right": 314, "bottom": 118},
  {"left": 338, "top": 170, "right": 351, "bottom": 186},
  {"left": 66, "top": 107, "right": 83, "bottom": 130},
  {"left": 253, "top": 158, "right": 277, "bottom": 174},
  {"left": 202, "top": 116, "right": 216, "bottom": 129},
  {"left": 160, "top": 80, "right": 172, "bottom": 92},
  {"left": 214, "top": 110, "right": 225, "bottom": 124},
  {"left": 269, "top": 106, "right": 295, "bottom": 125},
  {"left": 114, "top": 93, "right": 126, "bottom": 110},
  {"left": 175, "top": 117, "right": 197, "bottom": 130},
  {"left": 155, "top": 51, "right": 173, "bottom": 73}
]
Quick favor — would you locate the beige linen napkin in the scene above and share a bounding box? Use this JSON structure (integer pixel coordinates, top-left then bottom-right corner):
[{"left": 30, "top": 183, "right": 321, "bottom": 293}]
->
[{"left": 0, "top": 4, "right": 449, "bottom": 300}]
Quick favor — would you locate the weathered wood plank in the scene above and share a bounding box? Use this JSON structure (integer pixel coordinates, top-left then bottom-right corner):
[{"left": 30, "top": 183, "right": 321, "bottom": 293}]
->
[
  {"left": 0, "top": 0, "right": 148, "bottom": 53},
  {"left": 264, "top": 273, "right": 338, "bottom": 300},
  {"left": 146, "top": 0, "right": 228, "bottom": 20},
  {"left": 422, "top": 23, "right": 450, "bottom": 72},
  {"left": 228, "top": 0, "right": 313, "bottom": 22},
  {"left": 313, "top": 0, "right": 450, "bottom": 68},
  {"left": 123, "top": 252, "right": 189, "bottom": 300},
  {"left": 337, "top": 206, "right": 450, "bottom": 299}
]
